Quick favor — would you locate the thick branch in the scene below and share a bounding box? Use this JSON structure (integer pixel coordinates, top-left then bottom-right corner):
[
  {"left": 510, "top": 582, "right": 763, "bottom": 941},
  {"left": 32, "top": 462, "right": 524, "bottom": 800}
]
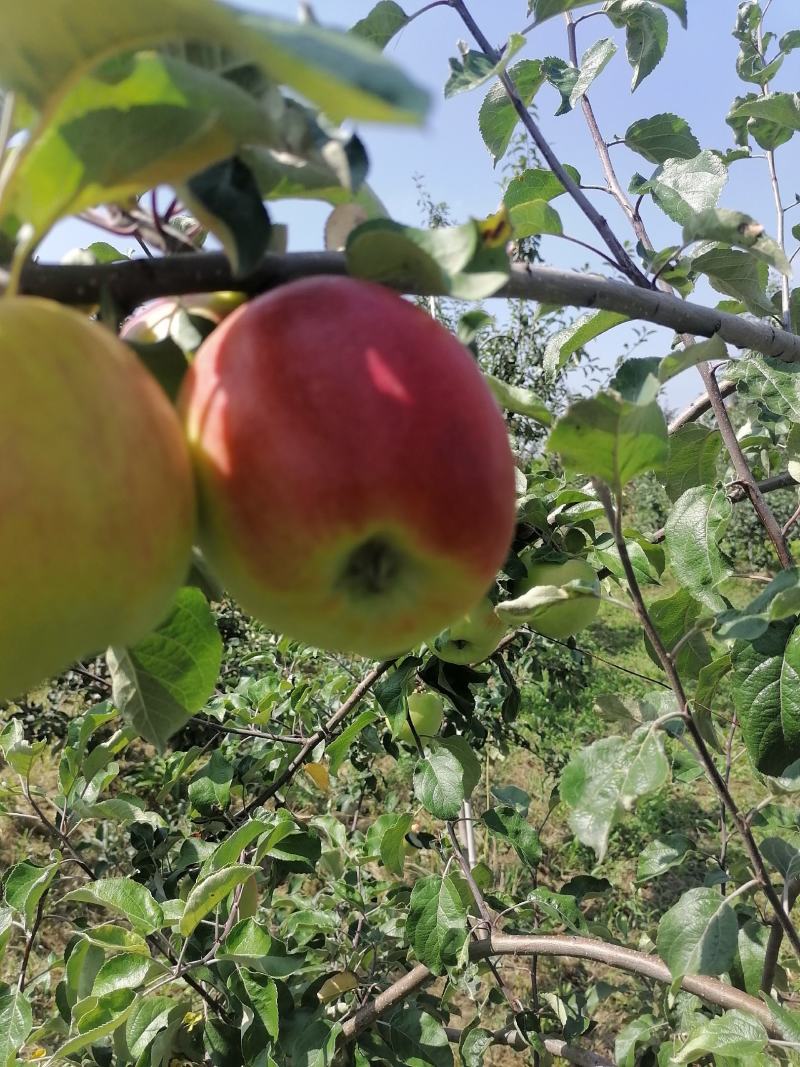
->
[
  {"left": 13, "top": 253, "right": 800, "bottom": 362},
  {"left": 340, "top": 932, "right": 781, "bottom": 1043},
  {"left": 668, "top": 381, "right": 736, "bottom": 433}
]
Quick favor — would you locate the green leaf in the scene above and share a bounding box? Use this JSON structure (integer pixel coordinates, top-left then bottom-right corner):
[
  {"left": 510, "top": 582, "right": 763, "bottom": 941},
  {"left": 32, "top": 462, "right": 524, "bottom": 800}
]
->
[
  {"left": 504, "top": 164, "right": 581, "bottom": 208},
  {"left": 728, "top": 354, "right": 800, "bottom": 422},
  {"left": 479, "top": 60, "right": 545, "bottom": 164},
  {"left": 547, "top": 391, "right": 668, "bottom": 492},
  {"left": 656, "top": 886, "right": 738, "bottom": 978},
  {"left": 200, "top": 819, "right": 272, "bottom": 877},
  {"left": 636, "top": 833, "right": 693, "bottom": 881},
  {"left": 673, "top": 1010, "right": 767, "bottom": 1063},
  {"left": 715, "top": 568, "right": 800, "bottom": 641},
  {"left": 690, "top": 245, "right": 775, "bottom": 319},
  {"left": 182, "top": 156, "right": 273, "bottom": 277},
  {"left": 126, "top": 997, "right": 186, "bottom": 1060},
  {"left": 731, "top": 620, "right": 800, "bottom": 776},
  {"left": 459, "top": 1024, "right": 494, "bottom": 1067},
  {"left": 188, "top": 750, "right": 234, "bottom": 815},
  {"left": 665, "top": 425, "right": 723, "bottom": 503},
  {"left": 507, "top": 199, "right": 563, "bottom": 239},
  {"left": 326, "top": 709, "right": 379, "bottom": 776},
  {"left": 3, "top": 860, "right": 57, "bottom": 928},
  {"left": 484, "top": 375, "right": 552, "bottom": 426},
  {"left": 482, "top": 806, "right": 541, "bottom": 867},
  {"left": 683, "top": 208, "right": 791, "bottom": 275},
  {"left": 436, "top": 735, "right": 481, "bottom": 799},
  {"left": 346, "top": 218, "right": 509, "bottom": 300},
  {"left": 646, "top": 588, "right": 712, "bottom": 680},
  {"left": 63, "top": 878, "right": 164, "bottom": 935},
  {"left": 605, "top": 0, "right": 669, "bottom": 90},
  {"left": 57, "top": 990, "right": 136, "bottom": 1058},
  {"left": 544, "top": 310, "right": 629, "bottom": 377},
  {"left": 3, "top": 53, "right": 279, "bottom": 242},
  {"left": 529, "top": 0, "right": 597, "bottom": 23},
  {"left": 351, "top": 1, "right": 409, "bottom": 51},
  {"left": 765, "top": 998, "right": 800, "bottom": 1042},
  {"left": 569, "top": 38, "right": 617, "bottom": 105},
  {"left": 406, "top": 876, "right": 469, "bottom": 974},
  {"left": 84, "top": 925, "right": 150, "bottom": 955},
  {"left": 624, "top": 112, "right": 700, "bottom": 163},
  {"left": 108, "top": 587, "right": 223, "bottom": 752},
  {"left": 616, "top": 1015, "right": 658, "bottom": 1067},
  {"left": 180, "top": 864, "right": 259, "bottom": 937},
  {"left": 241, "top": 971, "right": 279, "bottom": 1040},
  {"left": 645, "top": 151, "right": 728, "bottom": 225},
  {"left": 733, "top": 919, "right": 770, "bottom": 996},
  {"left": 278, "top": 1012, "right": 341, "bottom": 1067},
  {"left": 0, "top": 2, "right": 428, "bottom": 125},
  {"left": 610, "top": 356, "right": 661, "bottom": 404},
  {"left": 560, "top": 727, "right": 669, "bottom": 860},
  {"left": 532, "top": 0, "right": 686, "bottom": 26},
  {"left": 444, "top": 35, "right": 525, "bottom": 98},
  {"left": 0, "top": 985, "right": 32, "bottom": 1067},
  {"left": 728, "top": 92, "right": 800, "bottom": 148},
  {"left": 387, "top": 1007, "right": 454, "bottom": 1067},
  {"left": 541, "top": 56, "right": 580, "bottom": 115},
  {"left": 365, "top": 813, "right": 413, "bottom": 876},
  {"left": 659, "top": 334, "right": 728, "bottom": 385},
  {"left": 665, "top": 486, "right": 732, "bottom": 613},
  {"left": 93, "top": 952, "right": 151, "bottom": 997},
  {"left": 414, "top": 745, "right": 468, "bottom": 820}
]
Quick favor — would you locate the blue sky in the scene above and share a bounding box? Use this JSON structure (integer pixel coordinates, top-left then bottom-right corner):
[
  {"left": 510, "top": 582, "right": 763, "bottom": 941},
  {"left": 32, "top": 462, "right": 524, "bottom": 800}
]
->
[{"left": 42, "top": 1, "right": 800, "bottom": 411}]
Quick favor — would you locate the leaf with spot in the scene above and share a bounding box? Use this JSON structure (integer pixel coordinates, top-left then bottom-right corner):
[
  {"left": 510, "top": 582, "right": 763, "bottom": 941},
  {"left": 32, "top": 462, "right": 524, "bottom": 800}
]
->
[
  {"left": 673, "top": 1010, "right": 767, "bottom": 1063},
  {"left": 683, "top": 208, "right": 791, "bottom": 275}
]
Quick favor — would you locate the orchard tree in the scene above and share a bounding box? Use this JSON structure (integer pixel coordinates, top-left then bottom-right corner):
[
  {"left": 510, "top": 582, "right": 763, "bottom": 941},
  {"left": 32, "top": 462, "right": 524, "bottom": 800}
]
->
[{"left": 2, "top": 2, "right": 800, "bottom": 1066}]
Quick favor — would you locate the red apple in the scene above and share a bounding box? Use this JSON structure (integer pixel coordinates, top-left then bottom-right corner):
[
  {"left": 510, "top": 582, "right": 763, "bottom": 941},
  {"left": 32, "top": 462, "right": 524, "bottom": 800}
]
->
[
  {"left": 0, "top": 297, "right": 195, "bottom": 700},
  {"left": 179, "top": 277, "right": 516, "bottom": 658}
]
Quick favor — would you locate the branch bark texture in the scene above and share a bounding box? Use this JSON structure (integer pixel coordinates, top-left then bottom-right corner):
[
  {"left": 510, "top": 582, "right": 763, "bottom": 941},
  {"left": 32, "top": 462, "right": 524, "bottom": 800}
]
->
[{"left": 12, "top": 253, "right": 800, "bottom": 362}]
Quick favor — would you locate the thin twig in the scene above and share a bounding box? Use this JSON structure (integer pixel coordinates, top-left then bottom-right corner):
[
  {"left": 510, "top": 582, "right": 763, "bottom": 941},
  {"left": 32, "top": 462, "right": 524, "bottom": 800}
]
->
[
  {"left": 449, "top": 0, "right": 649, "bottom": 286},
  {"left": 238, "top": 660, "right": 392, "bottom": 817},
  {"left": 596, "top": 484, "right": 800, "bottom": 961}
]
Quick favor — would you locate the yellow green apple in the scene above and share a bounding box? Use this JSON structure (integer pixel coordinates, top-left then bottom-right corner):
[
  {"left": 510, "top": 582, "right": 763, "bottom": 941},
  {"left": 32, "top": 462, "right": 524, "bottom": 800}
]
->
[
  {"left": 393, "top": 691, "right": 444, "bottom": 745},
  {"left": 433, "top": 596, "right": 507, "bottom": 664},
  {"left": 0, "top": 297, "right": 195, "bottom": 700},
  {"left": 179, "top": 277, "right": 517, "bottom": 658},
  {"left": 504, "top": 556, "right": 600, "bottom": 639}
]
